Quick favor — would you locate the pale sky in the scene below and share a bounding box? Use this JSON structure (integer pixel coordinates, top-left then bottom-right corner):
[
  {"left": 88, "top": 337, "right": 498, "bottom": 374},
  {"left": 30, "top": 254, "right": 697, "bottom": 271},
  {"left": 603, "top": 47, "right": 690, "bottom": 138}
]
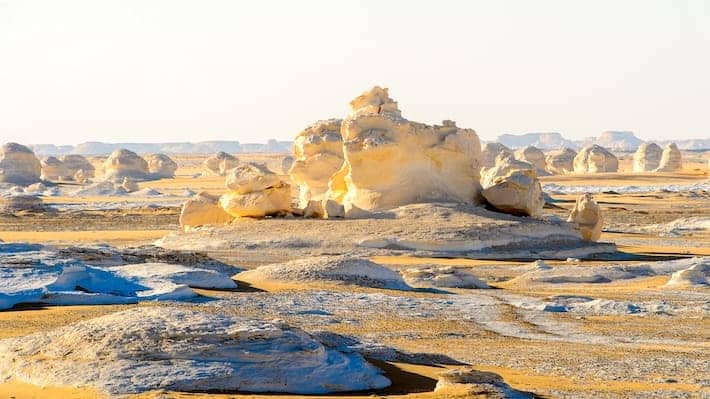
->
[{"left": 1, "top": 0, "right": 709, "bottom": 145}]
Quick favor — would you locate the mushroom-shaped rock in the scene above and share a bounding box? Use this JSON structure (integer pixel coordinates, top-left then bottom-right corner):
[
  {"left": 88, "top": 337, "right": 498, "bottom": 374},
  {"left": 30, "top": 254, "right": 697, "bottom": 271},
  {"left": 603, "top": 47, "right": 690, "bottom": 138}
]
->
[
  {"left": 219, "top": 163, "right": 291, "bottom": 218},
  {"left": 545, "top": 147, "right": 577, "bottom": 174},
  {"left": 179, "top": 191, "right": 234, "bottom": 228},
  {"left": 567, "top": 193, "right": 603, "bottom": 241},
  {"left": 655, "top": 143, "right": 682, "bottom": 172},
  {"left": 327, "top": 87, "right": 482, "bottom": 215},
  {"left": 146, "top": 154, "right": 178, "bottom": 178},
  {"left": 632, "top": 143, "right": 663, "bottom": 172},
  {"left": 573, "top": 145, "right": 618, "bottom": 173},
  {"left": 40, "top": 156, "right": 72, "bottom": 181},
  {"left": 0, "top": 143, "right": 41, "bottom": 186},
  {"left": 61, "top": 154, "right": 95, "bottom": 178},
  {"left": 101, "top": 149, "right": 150, "bottom": 181},
  {"left": 514, "top": 145, "right": 547, "bottom": 173},
  {"left": 481, "top": 143, "right": 513, "bottom": 168},
  {"left": 203, "top": 152, "right": 239, "bottom": 176},
  {"left": 288, "top": 119, "right": 344, "bottom": 208},
  {"left": 480, "top": 156, "right": 543, "bottom": 216},
  {"left": 0, "top": 307, "right": 391, "bottom": 395}
]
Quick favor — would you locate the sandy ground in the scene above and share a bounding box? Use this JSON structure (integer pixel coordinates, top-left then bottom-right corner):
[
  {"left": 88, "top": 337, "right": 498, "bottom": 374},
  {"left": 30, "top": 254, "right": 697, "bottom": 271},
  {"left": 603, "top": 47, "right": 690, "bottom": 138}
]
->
[{"left": 0, "top": 153, "right": 708, "bottom": 398}]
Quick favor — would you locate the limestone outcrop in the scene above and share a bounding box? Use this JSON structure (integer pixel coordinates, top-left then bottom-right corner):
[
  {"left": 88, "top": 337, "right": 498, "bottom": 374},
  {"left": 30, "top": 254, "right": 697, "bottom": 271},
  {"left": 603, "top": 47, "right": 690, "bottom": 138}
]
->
[
  {"left": 514, "top": 145, "right": 547, "bottom": 173},
  {"left": 101, "top": 149, "right": 150, "bottom": 181},
  {"left": 179, "top": 191, "right": 234, "bottom": 228},
  {"left": 0, "top": 195, "right": 47, "bottom": 213},
  {"left": 567, "top": 193, "right": 603, "bottom": 241},
  {"left": 40, "top": 156, "right": 72, "bottom": 181},
  {"left": 121, "top": 177, "right": 139, "bottom": 193},
  {"left": 279, "top": 155, "right": 294, "bottom": 175},
  {"left": 61, "top": 154, "right": 95, "bottom": 178},
  {"left": 219, "top": 163, "right": 292, "bottom": 218},
  {"left": 289, "top": 119, "right": 344, "bottom": 209},
  {"left": 203, "top": 152, "right": 239, "bottom": 176},
  {"left": 573, "top": 145, "right": 618, "bottom": 173},
  {"left": 326, "top": 87, "right": 482, "bottom": 215},
  {"left": 480, "top": 155, "right": 543, "bottom": 216},
  {"left": 632, "top": 143, "right": 662, "bottom": 172},
  {"left": 481, "top": 143, "right": 513, "bottom": 168},
  {"left": 146, "top": 153, "right": 178, "bottom": 178},
  {"left": 0, "top": 143, "right": 41, "bottom": 186},
  {"left": 545, "top": 147, "right": 577, "bottom": 174},
  {"left": 655, "top": 143, "right": 682, "bottom": 172}
]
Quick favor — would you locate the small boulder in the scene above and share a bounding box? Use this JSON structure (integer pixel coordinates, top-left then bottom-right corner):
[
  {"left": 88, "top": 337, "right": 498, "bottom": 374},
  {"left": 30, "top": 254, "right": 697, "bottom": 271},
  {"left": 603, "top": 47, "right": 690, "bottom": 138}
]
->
[
  {"left": 401, "top": 266, "right": 489, "bottom": 289},
  {"left": 179, "top": 191, "right": 234, "bottom": 228},
  {"left": 481, "top": 155, "right": 543, "bottom": 216},
  {"left": 203, "top": 152, "right": 239, "bottom": 176},
  {"left": 567, "top": 193, "right": 603, "bottom": 241},
  {"left": 219, "top": 185, "right": 291, "bottom": 218},
  {"left": 225, "top": 163, "right": 283, "bottom": 194},
  {"left": 146, "top": 154, "right": 178, "bottom": 178}
]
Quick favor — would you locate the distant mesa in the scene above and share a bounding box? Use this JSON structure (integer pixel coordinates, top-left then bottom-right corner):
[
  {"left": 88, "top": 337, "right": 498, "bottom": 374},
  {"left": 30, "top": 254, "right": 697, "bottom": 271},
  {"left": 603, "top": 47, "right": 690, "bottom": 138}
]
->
[{"left": 496, "top": 132, "right": 577, "bottom": 150}]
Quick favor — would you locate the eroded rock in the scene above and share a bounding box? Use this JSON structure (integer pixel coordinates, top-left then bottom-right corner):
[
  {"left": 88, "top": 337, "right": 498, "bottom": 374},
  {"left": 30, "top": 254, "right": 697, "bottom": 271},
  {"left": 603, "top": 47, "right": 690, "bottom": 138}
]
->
[
  {"left": 61, "top": 154, "right": 95, "bottom": 178},
  {"left": 101, "top": 149, "right": 150, "bottom": 181},
  {"left": 655, "top": 143, "right": 682, "bottom": 172},
  {"left": 545, "top": 147, "right": 577, "bottom": 174},
  {"left": 146, "top": 153, "right": 178, "bottom": 178},
  {"left": 632, "top": 142, "right": 662, "bottom": 172},
  {"left": 179, "top": 191, "right": 234, "bottom": 228},
  {"left": 219, "top": 163, "right": 291, "bottom": 218},
  {"left": 573, "top": 145, "right": 618, "bottom": 173},
  {"left": 514, "top": 145, "right": 547, "bottom": 174},
  {"left": 567, "top": 193, "right": 603, "bottom": 241},
  {"left": 0, "top": 143, "right": 41, "bottom": 186},
  {"left": 481, "top": 143, "right": 513, "bottom": 168},
  {"left": 481, "top": 155, "right": 543, "bottom": 216},
  {"left": 203, "top": 152, "right": 239, "bottom": 176},
  {"left": 40, "top": 156, "right": 72, "bottom": 181}
]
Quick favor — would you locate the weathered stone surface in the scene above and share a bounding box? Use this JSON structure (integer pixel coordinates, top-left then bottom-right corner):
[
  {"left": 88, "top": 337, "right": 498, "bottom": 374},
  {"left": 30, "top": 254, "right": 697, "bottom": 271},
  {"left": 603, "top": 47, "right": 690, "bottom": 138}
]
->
[
  {"left": 179, "top": 191, "right": 234, "bottom": 228},
  {"left": 146, "top": 153, "right": 178, "bottom": 178},
  {"left": 545, "top": 147, "right": 577, "bottom": 174},
  {"left": 0, "top": 143, "right": 41, "bottom": 186},
  {"left": 573, "top": 145, "right": 618, "bottom": 173},
  {"left": 219, "top": 185, "right": 292, "bottom": 218},
  {"left": 567, "top": 193, "right": 603, "bottom": 241},
  {"left": 279, "top": 155, "right": 294, "bottom": 175},
  {"left": 481, "top": 143, "right": 513, "bottom": 168},
  {"left": 632, "top": 143, "right": 663, "bottom": 172},
  {"left": 481, "top": 155, "right": 543, "bottom": 216},
  {"left": 61, "top": 154, "right": 95, "bottom": 178},
  {"left": 655, "top": 143, "right": 682, "bottom": 172},
  {"left": 0, "top": 195, "right": 47, "bottom": 213},
  {"left": 40, "top": 156, "right": 72, "bottom": 181},
  {"left": 203, "top": 152, "right": 239, "bottom": 176},
  {"left": 401, "top": 266, "right": 489, "bottom": 289},
  {"left": 514, "top": 145, "right": 547, "bottom": 173},
  {"left": 121, "top": 176, "right": 139, "bottom": 193},
  {"left": 289, "top": 119, "right": 344, "bottom": 208},
  {"left": 226, "top": 163, "right": 283, "bottom": 194},
  {"left": 101, "top": 149, "right": 150, "bottom": 181}
]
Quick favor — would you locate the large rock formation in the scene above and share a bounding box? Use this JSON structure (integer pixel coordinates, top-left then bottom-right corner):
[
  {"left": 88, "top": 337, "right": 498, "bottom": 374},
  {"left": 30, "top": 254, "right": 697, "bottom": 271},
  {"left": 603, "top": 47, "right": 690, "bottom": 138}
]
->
[
  {"left": 219, "top": 163, "right": 292, "bottom": 218},
  {"left": 288, "top": 119, "right": 344, "bottom": 209},
  {"left": 279, "top": 155, "right": 294, "bottom": 175},
  {"left": 632, "top": 142, "right": 663, "bottom": 172},
  {"left": 61, "top": 154, "right": 95, "bottom": 178},
  {"left": 179, "top": 191, "right": 234, "bottom": 228},
  {"left": 545, "top": 147, "right": 577, "bottom": 174},
  {"left": 655, "top": 143, "right": 682, "bottom": 172},
  {"left": 573, "top": 145, "right": 618, "bottom": 173},
  {"left": 0, "top": 143, "right": 41, "bottom": 186},
  {"left": 326, "top": 87, "right": 482, "bottom": 215},
  {"left": 203, "top": 152, "right": 239, "bottom": 176},
  {"left": 514, "top": 145, "right": 547, "bottom": 173},
  {"left": 101, "top": 149, "right": 150, "bottom": 181},
  {"left": 481, "top": 143, "right": 513, "bottom": 168},
  {"left": 40, "top": 156, "right": 72, "bottom": 181},
  {"left": 480, "top": 155, "right": 543, "bottom": 216},
  {"left": 146, "top": 153, "right": 178, "bottom": 178},
  {"left": 567, "top": 193, "right": 603, "bottom": 241}
]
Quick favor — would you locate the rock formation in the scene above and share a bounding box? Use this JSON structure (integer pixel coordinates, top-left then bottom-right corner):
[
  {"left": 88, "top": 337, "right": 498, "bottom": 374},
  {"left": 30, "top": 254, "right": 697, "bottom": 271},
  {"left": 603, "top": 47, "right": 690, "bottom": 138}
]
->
[
  {"left": 0, "top": 143, "right": 41, "bottom": 186},
  {"left": 481, "top": 142, "right": 513, "bottom": 168},
  {"left": 120, "top": 176, "right": 139, "bottom": 193},
  {"left": 101, "top": 149, "right": 150, "bottom": 181},
  {"left": 288, "top": 119, "right": 344, "bottom": 211},
  {"left": 401, "top": 266, "right": 489, "bottom": 288},
  {"left": 61, "top": 154, "right": 95, "bottom": 178},
  {"left": 514, "top": 145, "right": 547, "bottom": 173},
  {"left": 567, "top": 193, "right": 603, "bottom": 241},
  {"left": 219, "top": 163, "right": 291, "bottom": 217},
  {"left": 146, "top": 153, "right": 178, "bottom": 178},
  {"left": 279, "top": 155, "right": 294, "bottom": 175},
  {"left": 179, "top": 191, "right": 234, "bottom": 228},
  {"left": 203, "top": 152, "right": 239, "bottom": 176},
  {"left": 73, "top": 169, "right": 90, "bottom": 184},
  {"left": 632, "top": 143, "right": 662, "bottom": 172},
  {"left": 480, "top": 155, "right": 543, "bottom": 216},
  {"left": 664, "top": 260, "right": 708, "bottom": 287},
  {"left": 0, "top": 195, "right": 47, "bottom": 213},
  {"left": 655, "top": 143, "right": 682, "bottom": 172},
  {"left": 40, "top": 156, "right": 72, "bottom": 181},
  {"left": 545, "top": 147, "right": 577, "bottom": 174},
  {"left": 573, "top": 145, "right": 618, "bottom": 173},
  {"left": 325, "top": 87, "right": 482, "bottom": 216}
]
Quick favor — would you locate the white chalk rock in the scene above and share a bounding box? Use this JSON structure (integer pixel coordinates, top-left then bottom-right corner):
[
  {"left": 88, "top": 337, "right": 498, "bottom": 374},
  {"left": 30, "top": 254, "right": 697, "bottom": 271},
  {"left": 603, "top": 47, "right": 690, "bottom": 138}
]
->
[
  {"left": 632, "top": 142, "right": 663, "bottom": 172},
  {"left": 401, "top": 266, "right": 489, "bottom": 289},
  {"left": 121, "top": 176, "right": 139, "bottom": 193},
  {"left": 655, "top": 143, "right": 682, "bottom": 172},
  {"left": 664, "top": 259, "right": 709, "bottom": 287},
  {"left": 0, "top": 143, "right": 41, "bottom": 186},
  {"left": 329, "top": 87, "right": 482, "bottom": 215},
  {"left": 514, "top": 145, "right": 547, "bottom": 173},
  {"left": 567, "top": 193, "right": 603, "bottom": 241},
  {"left": 146, "top": 153, "right": 178, "bottom": 178},
  {"left": 226, "top": 163, "right": 283, "bottom": 194},
  {"left": 481, "top": 142, "right": 513, "bottom": 168},
  {"left": 61, "top": 154, "right": 95, "bottom": 178},
  {"left": 545, "top": 147, "right": 577, "bottom": 174},
  {"left": 40, "top": 156, "right": 72, "bottom": 181},
  {"left": 573, "top": 145, "right": 618, "bottom": 173},
  {"left": 289, "top": 119, "right": 344, "bottom": 208},
  {"left": 0, "top": 307, "right": 390, "bottom": 395},
  {"left": 101, "top": 149, "right": 150, "bottom": 181},
  {"left": 480, "top": 155, "right": 543, "bottom": 216},
  {"left": 203, "top": 152, "right": 239, "bottom": 176},
  {"left": 179, "top": 191, "right": 234, "bottom": 228},
  {"left": 219, "top": 184, "right": 291, "bottom": 218}
]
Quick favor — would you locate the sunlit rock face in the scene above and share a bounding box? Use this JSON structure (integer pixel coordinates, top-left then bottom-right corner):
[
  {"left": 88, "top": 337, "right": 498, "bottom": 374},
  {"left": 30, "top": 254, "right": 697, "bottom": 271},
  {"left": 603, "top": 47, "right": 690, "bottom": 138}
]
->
[
  {"left": 101, "top": 149, "right": 150, "bottom": 181},
  {"left": 288, "top": 119, "right": 344, "bottom": 208},
  {"left": 179, "top": 191, "right": 233, "bottom": 228},
  {"left": 514, "top": 145, "right": 547, "bottom": 173},
  {"left": 61, "top": 154, "right": 95, "bottom": 178},
  {"left": 203, "top": 152, "right": 239, "bottom": 176},
  {"left": 40, "top": 156, "right": 72, "bottom": 181},
  {"left": 481, "top": 143, "right": 513, "bottom": 168},
  {"left": 545, "top": 147, "right": 577, "bottom": 174},
  {"left": 219, "top": 163, "right": 291, "bottom": 218},
  {"left": 327, "top": 87, "right": 482, "bottom": 216},
  {"left": 573, "top": 145, "right": 618, "bottom": 173},
  {"left": 146, "top": 153, "right": 178, "bottom": 178},
  {"left": 567, "top": 193, "right": 603, "bottom": 241},
  {"left": 632, "top": 143, "right": 662, "bottom": 172},
  {"left": 0, "top": 143, "right": 41, "bottom": 186},
  {"left": 655, "top": 143, "right": 682, "bottom": 172},
  {"left": 480, "top": 155, "right": 543, "bottom": 216}
]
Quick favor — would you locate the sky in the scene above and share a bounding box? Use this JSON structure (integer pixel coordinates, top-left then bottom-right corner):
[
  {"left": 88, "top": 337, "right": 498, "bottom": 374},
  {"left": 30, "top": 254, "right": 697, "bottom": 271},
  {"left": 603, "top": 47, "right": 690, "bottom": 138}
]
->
[{"left": 1, "top": 0, "right": 709, "bottom": 145}]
